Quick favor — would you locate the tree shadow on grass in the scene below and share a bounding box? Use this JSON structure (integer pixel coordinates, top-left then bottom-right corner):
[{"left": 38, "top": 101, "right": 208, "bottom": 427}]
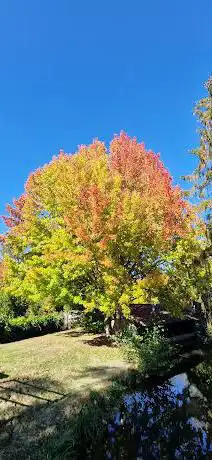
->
[
  {"left": 83, "top": 335, "right": 115, "bottom": 347},
  {"left": 60, "top": 329, "right": 89, "bottom": 338},
  {"left": 0, "top": 365, "right": 130, "bottom": 459},
  {"left": 0, "top": 372, "right": 9, "bottom": 380},
  {"left": 69, "top": 366, "right": 128, "bottom": 389},
  {"left": 0, "top": 377, "right": 65, "bottom": 409}
]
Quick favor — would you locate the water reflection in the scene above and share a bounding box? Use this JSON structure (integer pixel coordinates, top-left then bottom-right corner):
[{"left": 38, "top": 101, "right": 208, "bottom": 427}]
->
[{"left": 105, "top": 370, "right": 212, "bottom": 459}]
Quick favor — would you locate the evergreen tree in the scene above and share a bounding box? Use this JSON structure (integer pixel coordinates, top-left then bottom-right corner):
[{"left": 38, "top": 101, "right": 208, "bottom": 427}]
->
[
  {"left": 184, "top": 76, "right": 212, "bottom": 221},
  {"left": 184, "top": 77, "right": 212, "bottom": 318}
]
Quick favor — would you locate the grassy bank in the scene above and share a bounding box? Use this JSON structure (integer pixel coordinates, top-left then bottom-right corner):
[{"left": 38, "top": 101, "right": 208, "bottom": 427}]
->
[{"left": 0, "top": 329, "right": 129, "bottom": 459}]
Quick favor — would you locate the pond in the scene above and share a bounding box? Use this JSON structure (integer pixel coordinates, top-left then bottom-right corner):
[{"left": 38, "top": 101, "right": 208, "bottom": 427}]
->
[{"left": 102, "top": 351, "right": 212, "bottom": 459}]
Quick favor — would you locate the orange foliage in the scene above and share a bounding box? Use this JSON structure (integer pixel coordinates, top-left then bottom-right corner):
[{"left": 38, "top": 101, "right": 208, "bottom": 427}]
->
[{"left": 1, "top": 133, "right": 191, "bottom": 250}]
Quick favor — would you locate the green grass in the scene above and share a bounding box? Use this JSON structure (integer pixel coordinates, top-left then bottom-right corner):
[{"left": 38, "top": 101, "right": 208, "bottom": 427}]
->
[{"left": 0, "top": 329, "right": 128, "bottom": 459}]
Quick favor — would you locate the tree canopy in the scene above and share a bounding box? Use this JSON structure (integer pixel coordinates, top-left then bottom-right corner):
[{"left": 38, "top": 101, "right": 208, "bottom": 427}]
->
[
  {"left": 4, "top": 132, "right": 211, "bottom": 333},
  {"left": 1, "top": 132, "right": 196, "bottom": 319}
]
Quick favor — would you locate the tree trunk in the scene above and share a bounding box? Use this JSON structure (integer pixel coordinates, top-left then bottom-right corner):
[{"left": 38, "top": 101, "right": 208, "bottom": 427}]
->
[
  {"left": 104, "top": 308, "right": 126, "bottom": 336},
  {"left": 104, "top": 317, "right": 113, "bottom": 337}
]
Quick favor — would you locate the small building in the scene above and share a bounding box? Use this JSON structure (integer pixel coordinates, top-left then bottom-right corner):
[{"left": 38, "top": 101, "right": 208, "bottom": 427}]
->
[{"left": 129, "top": 303, "right": 204, "bottom": 347}]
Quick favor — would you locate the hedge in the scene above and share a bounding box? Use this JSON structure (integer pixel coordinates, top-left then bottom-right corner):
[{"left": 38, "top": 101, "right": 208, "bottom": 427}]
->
[{"left": 0, "top": 313, "right": 63, "bottom": 343}]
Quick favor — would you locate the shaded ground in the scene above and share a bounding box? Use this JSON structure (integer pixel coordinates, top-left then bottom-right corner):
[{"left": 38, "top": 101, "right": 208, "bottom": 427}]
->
[{"left": 0, "top": 329, "right": 128, "bottom": 459}]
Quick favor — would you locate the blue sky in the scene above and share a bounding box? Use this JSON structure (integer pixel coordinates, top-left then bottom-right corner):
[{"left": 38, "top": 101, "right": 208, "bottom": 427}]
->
[{"left": 0, "top": 0, "right": 211, "bottom": 233}]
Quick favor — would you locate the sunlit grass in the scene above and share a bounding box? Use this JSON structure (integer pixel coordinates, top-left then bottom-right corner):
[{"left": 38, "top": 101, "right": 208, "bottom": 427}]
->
[{"left": 0, "top": 329, "right": 128, "bottom": 458}]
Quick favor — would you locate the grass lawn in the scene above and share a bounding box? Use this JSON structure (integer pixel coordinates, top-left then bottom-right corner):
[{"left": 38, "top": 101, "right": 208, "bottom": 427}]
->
[{"left": 0, "top": 329, "right": 128, "bottom": 459}]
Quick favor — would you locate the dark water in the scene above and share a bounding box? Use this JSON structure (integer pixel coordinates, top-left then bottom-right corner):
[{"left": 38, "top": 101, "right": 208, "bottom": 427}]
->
[{"left": 104, "top": 353, "right": 212, "bottom": 459}]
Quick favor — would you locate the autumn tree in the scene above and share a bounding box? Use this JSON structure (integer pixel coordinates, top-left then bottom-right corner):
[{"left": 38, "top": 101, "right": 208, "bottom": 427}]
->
[{"left": 1, "top": 133, "right": 194, "bottom": 329}]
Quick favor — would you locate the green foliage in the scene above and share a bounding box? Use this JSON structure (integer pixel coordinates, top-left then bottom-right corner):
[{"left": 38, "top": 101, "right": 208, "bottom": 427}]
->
[
  {"left": 80, "top": 309, "right": 105, "bottom": 333},
  {"left": 157, "top": 232, "right": 212, "bottom": 316},
  {"left": 116, "top": 324, "right": 177, "bottom": 375},
  {"left": 1, "top": 225, "right": 95, "bottom": 314},
  {"left": 0, "top": 291, "right": 28, "bottom": 321},
  {"left": 181, "top": 77, "right": 212, "bottom": 317},
  {"left": 0, "top": 292, "right": 13, "bottom": 320},
  {"left": 206, "top": 322, "right": 212, "bottom": 341},
  {"left": 54, "top": 380, "right": 128, "bottom": 459},
  {"left": 183, "top": 76, "right": 212, "bottom": 216},
  {"left": 190, "top": 352, "right": 212, "bottom": 400},
  {"left": 0, "top": 313, "right": 63, "bottom": 343},
  {"left": 1, "top": 133, "right": 193, "bottom": 320},
  {"left": 137, "top": 326, "right": 177, "bottom": 375}
]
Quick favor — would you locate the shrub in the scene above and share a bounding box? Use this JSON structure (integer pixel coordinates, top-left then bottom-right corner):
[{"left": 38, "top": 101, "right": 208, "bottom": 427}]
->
[
  {"left": 80, "top": 309, "right": 105, "bottom": 333},
  {"left": 191, "top": 357, "right": 212, "bottom": 400},
  {"left": 0, "top": 292, "right": 28, "bottom": 321},
  {"left": 116, "top": 324, "right": 177, "bottom": 376},
  {"left": 0, "top": 313, "right": 63, "bottom": 343},
  {"left": 137, "top": 326, "right": 177, "bottom": 375},
  {"left": 0, "top": 292, "right": 13, "bottom": 321}
]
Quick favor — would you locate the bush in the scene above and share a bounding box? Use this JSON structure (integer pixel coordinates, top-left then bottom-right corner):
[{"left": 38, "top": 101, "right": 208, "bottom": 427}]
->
[
  {"left": 191, "top": 356, "right": 212, "bottom": 400},
  {"left": 0, "top": 313, "right": 63, "bottom": 343},
  {"left": 0, "top": 292, "right": 28, "bottom": 321},
  {"left": 116, "top": 324, "right": 177, "bottom": 376},
  {"left": 80, "top": 309, "right": 105, "bottom": 333},
  {"left": 0, "top": 292, "right": 13, "bottom": 321}
]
